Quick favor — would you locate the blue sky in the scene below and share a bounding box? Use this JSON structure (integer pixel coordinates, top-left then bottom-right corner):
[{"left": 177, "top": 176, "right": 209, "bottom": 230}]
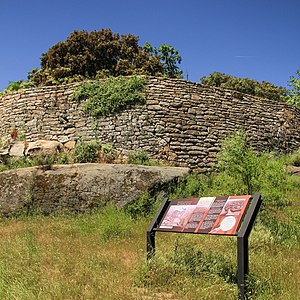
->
[{"left": 0, "top": 0, "right": 299, "bottom": 91}]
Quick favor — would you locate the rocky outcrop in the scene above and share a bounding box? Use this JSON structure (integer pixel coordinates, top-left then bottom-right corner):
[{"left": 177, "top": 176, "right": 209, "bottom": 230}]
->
[
  {"left": 0, "top": 139, "right": 65, "bottom": 159},
  {"left": 0, "top": 164, "right": 190, "bottom": 215}
]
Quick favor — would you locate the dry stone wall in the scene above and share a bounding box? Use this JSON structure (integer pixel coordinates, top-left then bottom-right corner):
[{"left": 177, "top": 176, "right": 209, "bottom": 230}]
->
[{"left": 1, "top": 77, "right": 300, "bottom": 171}]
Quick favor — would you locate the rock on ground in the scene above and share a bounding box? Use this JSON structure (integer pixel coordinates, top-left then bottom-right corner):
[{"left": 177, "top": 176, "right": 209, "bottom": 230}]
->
[{"left": 0, "top": 163, "right": 190, "bottom": 215}]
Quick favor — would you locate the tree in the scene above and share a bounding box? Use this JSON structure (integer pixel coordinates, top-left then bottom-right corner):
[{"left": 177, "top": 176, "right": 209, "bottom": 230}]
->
[
  {"left": 217, "top": 131, "right": 260, "bottom": 194},
  {"left": 143, "top": 42, "right": 182, "bottom": 78},
  {"left": 158, "top": 44, "right": 182, "bottom": 78},
  {"left": 217, "top": 131, "right": 287, "bottom": 206},
  {"left": 200, "top": 72, "right": 287, "bottom": 102},
  {"left": 33, "top": 29, "right": 164, "bottom": 85},
  {"left": 287, "top": 70, "right": 300, "bottom": 109}
]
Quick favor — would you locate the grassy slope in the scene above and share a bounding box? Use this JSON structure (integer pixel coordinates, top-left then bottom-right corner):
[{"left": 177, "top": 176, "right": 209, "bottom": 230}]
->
[{"left": 0, "top": 178, "right": 299, "bottom": 300}]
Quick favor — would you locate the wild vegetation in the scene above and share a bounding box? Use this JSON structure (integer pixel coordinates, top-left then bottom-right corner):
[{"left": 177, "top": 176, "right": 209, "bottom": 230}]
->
[
  {"left": 200, "top": 72, "right": 288, "bottom": 102},
  {"left": 199, "top": 70, "right": 300, "bottom": 110},
  {"left": 1, "top": 28, "right": 299, "bottom": 113},
  {"left": 287, "top": 70, "right": 300, "bottom": 109},
  {"left": 72, "top": 76, "right": 146, "bottom": 117},
  {"left": 0, "top": 139, "right": 160, "bottom": 173},
  {"left": 0, "top": 29, "right": 182, "bottom": 95},
  {"left": 32, "top": 29, "right": 163, "bottom": 85},
  {"left": 0, "top": 132, "right": 299, "bottom": 299}
]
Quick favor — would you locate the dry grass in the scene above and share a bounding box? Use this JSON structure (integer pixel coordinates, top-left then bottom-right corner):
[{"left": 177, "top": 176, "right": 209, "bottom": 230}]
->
[{"left": 0, "top": 176, "right": 299, "bottom": 300}]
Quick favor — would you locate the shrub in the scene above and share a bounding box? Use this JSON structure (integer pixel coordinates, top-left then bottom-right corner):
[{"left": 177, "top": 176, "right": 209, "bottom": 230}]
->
[
  {"left": 287, "top": 70, "right": 300, "bottom": 109},
  {"left": 0, "top": 80, "right": 34, "bottom": 95},
  {"left": 128, "top": 151, "right": 150, "bottom": 165},
  {"left": 124, "top": 192, "right": 156, "bottom": 219},
  {"left": 73, "top": 141, "right": 102, "bottom": 163},
  {"left": 258, "top": 153, "right": 288, "bottom": 207},
  {"left": 217, "top": 131, "right": 260, "bottom": 194},
  {"left": 200, "top": 72, "right": 287, "bottom": 101},
  {"left": 72, "top": 76, "right": 146, "bottom": 117},
  {"left": 286, "top": 150, "right": 300, "bottom": 167},
  {"left": 0, "top": 69, "right": 37, "bottom": 94},
  {"left": 73, "top": 141, "right": 118, "bottom": 163},
  {"left": 168, "top": 173, "right": 211, "bottom": 199},
  {"left": 217, "top": 131, "right": 288, "bottom": 207}
]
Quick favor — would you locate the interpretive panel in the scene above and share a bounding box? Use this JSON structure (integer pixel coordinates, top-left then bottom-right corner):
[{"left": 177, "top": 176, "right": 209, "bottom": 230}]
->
[{"left": 157, "top": 195, "right": 251, "bottom": 235}]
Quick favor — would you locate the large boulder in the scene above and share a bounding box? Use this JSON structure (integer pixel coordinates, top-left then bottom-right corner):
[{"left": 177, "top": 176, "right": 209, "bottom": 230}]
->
[
  {"left": 0, "top": 164, "right": 190, "bottom": 215},
  {"left": 25, "top": 140, "right": 63, "bottom": 156}
]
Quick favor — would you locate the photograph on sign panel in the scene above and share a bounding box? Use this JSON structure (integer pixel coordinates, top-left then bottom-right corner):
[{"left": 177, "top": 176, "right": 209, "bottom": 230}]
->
[
  {"left": 209, "top": 195, "right": 251, "bottom": 235},
  {"left": 159, "top": 198, "right": 199, "bottom": 232}
]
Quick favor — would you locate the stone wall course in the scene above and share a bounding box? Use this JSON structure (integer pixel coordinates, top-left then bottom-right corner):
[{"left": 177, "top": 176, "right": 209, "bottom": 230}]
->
[{"left": 1, "top": 77, "right": 300, "bottom": 170}]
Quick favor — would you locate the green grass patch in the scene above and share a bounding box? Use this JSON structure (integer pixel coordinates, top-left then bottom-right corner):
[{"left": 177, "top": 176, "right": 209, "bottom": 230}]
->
[{"left": 0, "top": 184, "right": 299, "bottom": 299}]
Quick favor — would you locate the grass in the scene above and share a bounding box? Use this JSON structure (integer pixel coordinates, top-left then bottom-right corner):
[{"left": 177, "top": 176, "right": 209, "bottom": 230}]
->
[
  {"left": 0, "top": 174, "right": 299, "bottom": 300},
  {"left": 0, "top": 132, "right": 299, "bottom": 299},
  {"left": 0, "top": 209, "right": 148, "bottom": 300}
]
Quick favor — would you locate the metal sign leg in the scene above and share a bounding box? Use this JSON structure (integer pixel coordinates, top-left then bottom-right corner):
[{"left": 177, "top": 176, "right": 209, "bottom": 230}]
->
[
  {"left": 147, "top": 230, "right": 156, "bottom": 260},
  {"left": 237, "top": 236, "right": 249, "bottom": 300}
]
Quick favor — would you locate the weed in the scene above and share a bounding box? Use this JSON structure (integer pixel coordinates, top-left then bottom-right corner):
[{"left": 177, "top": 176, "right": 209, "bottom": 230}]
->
[
  {"left": 73, "top": 140, "right": 118, "bottom": 163},
  {"left": 128, "top": 151, "right": 150, "bottom": 165},
  {"left": 72, "top": 76, "right": 146, "bottom": 117},
  {"left": 168, "top": 173, "right": 211, "bottom": 199},
  {"left": 286, "top": 150, "right": 300, "bottom": 167},
  {"left": 98, "top": 205, "right": 133, "bottom": 241},
  {"left": 73, "top": 140, "right": 102, "bottom": 163},
  {"left": 217, "top": 131, "right": 288, "bottom": 208},
  {"left": 125, "top": 192, "right": 156, "bottom": 219}
]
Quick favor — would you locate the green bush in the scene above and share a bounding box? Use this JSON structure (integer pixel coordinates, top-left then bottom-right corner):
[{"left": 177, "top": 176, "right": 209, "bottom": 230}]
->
[
  {"left": 73, "top": 141, "right": 102, "bottom": 163},
  {"left": 0, "top": 69, "right": 38, "bottom": 94},
  {"left": 72, "top": 76, "right": 146, "bottom": 117},
  {"left": 72, "top": 141, "right": 118, "bottom": 163},
  {"left": 124, "top": 192, "right": 156, "bottom": 219},
  {"left": 258, "top": 153, "right": 288, "bottom": 207},
  {"left": 286, "top": 150, "right": 300, "bottom": 167},
  {"left": 200, "top": 72, "right": 287, "bottom": 101},
  {"left": 217, "top": 131, "right": 288, "bottom": 207},
  {"left": 127, "top": 151, "right": 150, "bottom": 165},
  {"left": 168, "top": 173, "right": 211, "bottom": 199},
  {"left": 0, "top": 80, "right": 35, "bottom": 95},
  {"left": 287, "top": 70, "right": 300, "bottom": 109},
  {"left": 217, "top": 131, "right": 260, "bottom": 194}
]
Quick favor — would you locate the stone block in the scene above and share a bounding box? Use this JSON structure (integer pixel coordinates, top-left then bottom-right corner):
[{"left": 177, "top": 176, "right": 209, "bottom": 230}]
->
[{"left": 9, "top": 141, "right": 25, "bottom": 157}]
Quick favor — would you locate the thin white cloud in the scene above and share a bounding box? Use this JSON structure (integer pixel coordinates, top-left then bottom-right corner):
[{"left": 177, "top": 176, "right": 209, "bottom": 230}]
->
[{"left": 234, "top": 55, "right": 258, "bottom": 58}]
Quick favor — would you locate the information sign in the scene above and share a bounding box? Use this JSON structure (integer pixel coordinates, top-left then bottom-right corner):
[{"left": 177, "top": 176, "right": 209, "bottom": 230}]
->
[
  {"left": 147, "top": 193, "right": 263, "bottom": 300},
  {"left": 157, "top": 195, "right": 251, "bottom": 235}
]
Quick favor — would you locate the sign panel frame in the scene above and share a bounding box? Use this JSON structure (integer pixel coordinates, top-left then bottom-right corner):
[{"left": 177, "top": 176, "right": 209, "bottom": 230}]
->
[
  {"left": 146, "top": 192, "right": 263, "bottom": 300},
  {"left": 156, "top": 195, "right": 251, "bottom": 235}
]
